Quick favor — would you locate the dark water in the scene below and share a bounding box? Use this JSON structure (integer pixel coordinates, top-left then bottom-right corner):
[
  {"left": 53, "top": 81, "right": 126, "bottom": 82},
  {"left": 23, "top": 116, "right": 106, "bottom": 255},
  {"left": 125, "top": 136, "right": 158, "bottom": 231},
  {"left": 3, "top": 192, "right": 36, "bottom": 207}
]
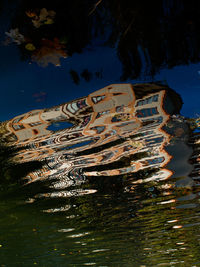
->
[{"left": 0, "top": 1, "right": 200, "bottom": 266}]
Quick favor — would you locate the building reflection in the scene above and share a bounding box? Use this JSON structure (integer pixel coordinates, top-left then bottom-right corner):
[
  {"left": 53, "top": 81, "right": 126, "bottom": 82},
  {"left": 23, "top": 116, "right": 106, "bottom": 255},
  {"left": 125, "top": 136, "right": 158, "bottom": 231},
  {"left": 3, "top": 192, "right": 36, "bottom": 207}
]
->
[{"left": 0, "top": 83, "right": 199, "bottom": 191}]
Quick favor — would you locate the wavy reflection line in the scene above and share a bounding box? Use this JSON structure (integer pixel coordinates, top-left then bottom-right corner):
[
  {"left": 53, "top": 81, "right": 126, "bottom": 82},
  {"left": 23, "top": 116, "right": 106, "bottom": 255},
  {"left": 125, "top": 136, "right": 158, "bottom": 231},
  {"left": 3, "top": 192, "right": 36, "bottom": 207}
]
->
[{"left": 0, "top": 83, "right": 199, "bottom": 191}]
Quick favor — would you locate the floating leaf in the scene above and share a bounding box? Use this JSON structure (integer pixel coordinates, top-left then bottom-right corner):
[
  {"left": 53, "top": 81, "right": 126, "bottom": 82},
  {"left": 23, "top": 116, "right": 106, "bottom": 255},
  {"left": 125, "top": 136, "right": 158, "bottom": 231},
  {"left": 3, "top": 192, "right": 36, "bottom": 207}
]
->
[
  {"left": 25, "top": 43, "right": 36, "bottom": 51},
  {"left": 5, "top": 28, "right": 25, "bottom": 45}
]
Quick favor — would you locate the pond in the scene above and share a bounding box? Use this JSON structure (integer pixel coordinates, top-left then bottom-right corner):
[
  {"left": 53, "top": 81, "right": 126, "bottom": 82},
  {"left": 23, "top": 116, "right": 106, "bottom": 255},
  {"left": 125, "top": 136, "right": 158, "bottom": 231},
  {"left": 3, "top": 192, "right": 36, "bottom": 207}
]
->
[{"left": 0, "top": 1, "right": 200, "bottom": 266}]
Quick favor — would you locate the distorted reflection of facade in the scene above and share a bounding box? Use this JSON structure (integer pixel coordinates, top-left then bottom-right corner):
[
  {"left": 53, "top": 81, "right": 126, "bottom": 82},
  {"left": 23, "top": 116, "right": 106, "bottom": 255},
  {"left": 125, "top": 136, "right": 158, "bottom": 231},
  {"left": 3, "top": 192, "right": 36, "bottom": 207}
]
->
[
  {"left": 188, "top": 133, "right": 200, "bottom": 181},
  {"left": 0, "top": 83, "right": 192, "bottom": 185}
]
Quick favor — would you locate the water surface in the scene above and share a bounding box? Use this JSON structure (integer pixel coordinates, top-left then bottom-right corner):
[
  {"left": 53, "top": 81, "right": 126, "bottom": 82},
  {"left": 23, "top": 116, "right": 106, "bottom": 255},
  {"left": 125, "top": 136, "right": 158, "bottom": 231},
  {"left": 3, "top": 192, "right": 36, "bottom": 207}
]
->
[{"left": 0, "top": 1, "right": 200, "bottom": 266}]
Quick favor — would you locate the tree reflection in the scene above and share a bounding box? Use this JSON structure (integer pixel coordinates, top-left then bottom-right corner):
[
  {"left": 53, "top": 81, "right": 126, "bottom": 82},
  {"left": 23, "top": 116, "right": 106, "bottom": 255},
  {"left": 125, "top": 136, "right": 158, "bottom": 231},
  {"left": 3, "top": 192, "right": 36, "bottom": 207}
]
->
[
  {"left": 3, "top": 0, "right": 200, "bottom": 78},
  {"left": 4, "top": 0, "right": 96, "bottom": 66}
]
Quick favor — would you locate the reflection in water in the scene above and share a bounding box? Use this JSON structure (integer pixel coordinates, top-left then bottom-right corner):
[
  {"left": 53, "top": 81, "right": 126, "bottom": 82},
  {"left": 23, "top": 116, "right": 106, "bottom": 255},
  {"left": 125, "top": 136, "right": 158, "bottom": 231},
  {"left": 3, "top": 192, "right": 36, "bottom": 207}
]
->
[
  {"left": 0, "top": 83, "right": 200, "bottom": 266},
  {"left": 1, "top": 1, "right": 200, "bottom": 266},
  {"left": 0, "top": 83, "right": 199, "bottom": 189},
  {"left": 5, "top": 1, "right": 200, "bottom": 79}
]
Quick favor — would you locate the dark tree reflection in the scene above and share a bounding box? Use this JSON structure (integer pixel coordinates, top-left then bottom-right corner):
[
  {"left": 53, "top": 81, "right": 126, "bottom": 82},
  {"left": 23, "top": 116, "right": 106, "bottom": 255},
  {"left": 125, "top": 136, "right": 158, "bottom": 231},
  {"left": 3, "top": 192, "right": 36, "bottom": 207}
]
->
[
  {"left": 105, "top": 0, "right": 200, "bottom": 79},
  {"left": 4, "top": 0, "right": 200, "bottom": 78}
]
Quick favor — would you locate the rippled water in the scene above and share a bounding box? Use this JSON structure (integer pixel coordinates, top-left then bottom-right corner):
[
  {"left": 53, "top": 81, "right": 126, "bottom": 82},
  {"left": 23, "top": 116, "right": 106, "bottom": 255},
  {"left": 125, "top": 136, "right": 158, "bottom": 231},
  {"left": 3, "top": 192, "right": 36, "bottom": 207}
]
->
[
  {"left": 0, "top": 1, "right": 200, "bottom": 266},
  {"left": 1, "top": 176, "right": 200, "bottom": 266}
]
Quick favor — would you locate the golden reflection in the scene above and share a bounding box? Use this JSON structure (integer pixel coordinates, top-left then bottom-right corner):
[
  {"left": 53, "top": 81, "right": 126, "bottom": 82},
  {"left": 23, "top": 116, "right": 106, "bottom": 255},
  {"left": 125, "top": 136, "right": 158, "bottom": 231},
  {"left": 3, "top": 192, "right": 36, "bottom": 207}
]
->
[{"left": 0, "top": 83, "right": 199, "bottom": 190}]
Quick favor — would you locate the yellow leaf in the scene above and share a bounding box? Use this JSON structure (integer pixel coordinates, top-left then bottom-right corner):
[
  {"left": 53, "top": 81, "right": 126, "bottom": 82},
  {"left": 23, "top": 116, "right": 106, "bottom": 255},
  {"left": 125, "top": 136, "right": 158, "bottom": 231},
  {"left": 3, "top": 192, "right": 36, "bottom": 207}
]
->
[
  {"left": 44, "top": 18, "right": 54, "bottom": 25},
  {"left": 25, "top": 43, "right": 36, "bottom": 51}
]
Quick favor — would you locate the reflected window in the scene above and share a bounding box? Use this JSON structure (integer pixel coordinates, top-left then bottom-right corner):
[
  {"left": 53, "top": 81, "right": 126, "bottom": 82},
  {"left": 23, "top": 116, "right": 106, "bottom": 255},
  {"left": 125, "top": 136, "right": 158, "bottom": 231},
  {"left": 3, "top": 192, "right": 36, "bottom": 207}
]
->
[
  {"left": 13, "top": 117, "right": 23, "bottom": 123},
  {"left": 12, "top": 124, "right": 25, "bottom": 131},
  {"left": 111, "top": 113, "right": 130, "bottom": 122},
  {"left": 146, "top": 136, "right": 164, "bottom": 144},
  {"left": 81, "top": 116, "right": 91, "bottom": 127},
  {"left": 116, "top": 105, "right": 124, "bottom": 112},
  {"left": 67, "top": 103, "right": 76, "bottom": 113},
  {"left": 77, "top": 99, "right": 87, "bottom": 108},
  {"left": 92, "top": 95, "right": 105, "bottom": 104},
  {"left": 154, "top": 116, "right": 163, "bottom": 123},
  {"left": 146, "top": 157, "right": 165, "bottom": 165},
  {"left": 96, "top": 110, "right": 109, "bottom": 119},
  {"left": 91, "top": 126, "right": 105, "bottom": 134},
  {"left": 71, "top": 102, "right": 78, "bottom": 111},
  {"left": 142, "top": 130, "right": 154, "bottom": 136},
  {"left": 29, "top": 122, "right": 42, "bottom": 127},
  {"left": 142, "top": 116, "right": 163, "bottom": 124},
  {"left": 136, "top": 107, "right": 159, "bottom": 118},
  {"left": 101, "top": 152, "right": 114, "bottom": 162},
  {"left": 136, "top": 94, "right": 159, "bottom": 107}
]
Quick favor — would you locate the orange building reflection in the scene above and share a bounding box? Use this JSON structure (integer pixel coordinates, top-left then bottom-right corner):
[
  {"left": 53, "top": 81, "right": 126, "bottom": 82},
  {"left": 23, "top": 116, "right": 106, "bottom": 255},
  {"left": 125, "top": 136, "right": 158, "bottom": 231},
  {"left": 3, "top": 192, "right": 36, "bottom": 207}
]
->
[{"left": 1, "top": 83, "right": 195, "bottom": 186}]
